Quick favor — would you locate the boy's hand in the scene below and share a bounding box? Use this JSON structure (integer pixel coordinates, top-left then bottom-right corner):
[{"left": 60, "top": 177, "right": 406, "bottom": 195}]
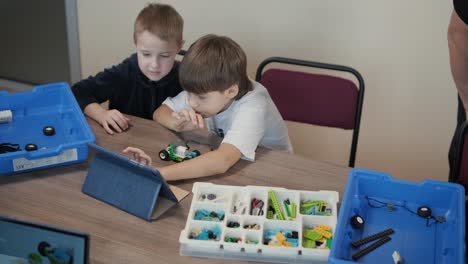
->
[
  {"left": 122, "top": 146, "right": 152, "bottom": 165},
  {"left": 98, "top": 109, "right": 131, "bottom": 134},
  {"left": 172, "top": 109, "right": 204, "bottom": 132}
]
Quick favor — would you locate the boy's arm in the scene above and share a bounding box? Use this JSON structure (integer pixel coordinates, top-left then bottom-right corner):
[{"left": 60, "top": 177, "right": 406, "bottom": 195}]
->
[
  {"left": 154, "top": 104, "right": 177, "bottom": 129},
  {"left": 449, "top": 10, "right": 468, "bottom": 115},
  {"left": 84, "top": 103, "right": 130, "bottom": 134},
  {"left": 72, "top": 56, "right": 131, "bottom": 110},
  {"left": 154, "top": 104, "right": 204, "bottom": 132},
  {"left": 159, "top": 143, "right": 241, "bottom": 181}
]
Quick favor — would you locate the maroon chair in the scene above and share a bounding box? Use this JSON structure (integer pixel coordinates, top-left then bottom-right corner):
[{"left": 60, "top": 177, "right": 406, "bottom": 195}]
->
[{"left": 255, "top": 57, "right": 365, "bottom": 167}]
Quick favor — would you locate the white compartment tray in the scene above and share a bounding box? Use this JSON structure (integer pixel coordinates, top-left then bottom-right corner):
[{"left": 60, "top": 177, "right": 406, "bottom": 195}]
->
[{"left": 179, "top": 182, "right": 339, "bottom": 263}]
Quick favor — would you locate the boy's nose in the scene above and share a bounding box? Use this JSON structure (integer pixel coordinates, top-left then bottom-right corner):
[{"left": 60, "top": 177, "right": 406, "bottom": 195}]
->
[{"left": 151, "top": 58, "right": 159, "bottom": 68}]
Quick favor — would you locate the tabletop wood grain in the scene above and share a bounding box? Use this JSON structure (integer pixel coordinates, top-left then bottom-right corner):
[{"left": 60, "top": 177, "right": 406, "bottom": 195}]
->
[{"left": 0, "top": 115, "right": 350, "bottom": 264}]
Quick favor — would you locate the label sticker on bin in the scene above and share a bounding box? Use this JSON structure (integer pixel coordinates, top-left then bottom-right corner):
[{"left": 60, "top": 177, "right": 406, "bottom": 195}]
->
[{"left": 12, "top": 149, "right": 78, "bottom": 172}]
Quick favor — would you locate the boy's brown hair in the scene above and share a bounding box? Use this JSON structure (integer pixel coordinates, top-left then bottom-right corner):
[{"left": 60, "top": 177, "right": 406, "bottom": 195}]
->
[
  {"left": 133, "top": 3, "right": 184, "bottom": 45},
  {"left": 179, "top": 34, "right": 253, "bottom": 100}
]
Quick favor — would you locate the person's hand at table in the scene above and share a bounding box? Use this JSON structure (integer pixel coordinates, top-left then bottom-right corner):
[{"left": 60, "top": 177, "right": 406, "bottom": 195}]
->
[
  {"left": 123, "top": 146, "right": 152, "bottom": 165},
  {"left": 98, "top": 109, "right": 131, "bottom": 134},
  {"left": 172, "top": 108, "right": 204, "bottom": 132}
]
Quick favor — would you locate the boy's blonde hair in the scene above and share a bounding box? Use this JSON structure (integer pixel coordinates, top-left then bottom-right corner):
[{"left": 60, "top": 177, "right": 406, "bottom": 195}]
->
[
  {"left": 180, "top": 34, "right": 253, "bottom": 100},
  {"left": 133, "top": 3, "right": 183, "bottom": 45}
]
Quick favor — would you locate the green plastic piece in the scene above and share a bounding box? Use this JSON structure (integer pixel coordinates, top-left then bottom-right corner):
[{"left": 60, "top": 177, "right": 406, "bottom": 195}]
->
[
  {"left": 304, "top": 229, "right": 322, "bottom": 241},
  {"left": 267, "top": 209, "right": 274, "bottom": 219},
  {"left": 326, "top": 238, "right": 333, "bottom": 248},
  {"left": 300, "top": 200, "right": 321, "bottom": 209},
  {"left": 291, "top": 202, "right": 297, "bottom": 219},
  {"left": 283, "top": 200, "right": 291, "bottom": 217},
  {"left": 28, "top": 253, "right": 43, "bottom": 263},
  {"left": 268, "top": 190, "right": 285, "bottom": 220},
  {"left": 303, "top": 239, "right": 316, "bottom": 248}
]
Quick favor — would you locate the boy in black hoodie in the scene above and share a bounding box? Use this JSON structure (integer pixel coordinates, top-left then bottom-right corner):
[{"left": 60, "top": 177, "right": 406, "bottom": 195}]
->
[{"left": 72, "top": 3, "right": 184, "bottom": 134}]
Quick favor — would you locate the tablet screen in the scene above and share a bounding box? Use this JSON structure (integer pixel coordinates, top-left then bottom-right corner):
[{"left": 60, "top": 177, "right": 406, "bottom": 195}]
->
[{"left": 0, "top": 215, "right": 89, "bottom": 264}]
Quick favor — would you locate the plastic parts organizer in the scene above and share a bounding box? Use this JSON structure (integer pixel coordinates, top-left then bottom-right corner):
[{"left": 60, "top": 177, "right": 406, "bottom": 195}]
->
[
  {"left": 179, "top": 182, "right": 339, "bottom": 264},
  {"left": 0, "top": 83, "right": 95, "bottom": 174},
  {"left": 329, "top": 168, "right": 466, "bottom": 264}
]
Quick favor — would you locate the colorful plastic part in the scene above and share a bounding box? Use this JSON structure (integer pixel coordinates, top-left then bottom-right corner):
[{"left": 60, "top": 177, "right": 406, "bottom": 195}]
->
[{"left": 268, "top": 190, "right": 285, "bottom": 220}]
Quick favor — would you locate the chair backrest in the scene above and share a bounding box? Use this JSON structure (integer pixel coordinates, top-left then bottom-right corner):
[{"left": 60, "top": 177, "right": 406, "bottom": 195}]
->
[
  {"left": 255, "top": 57, "right": 365, "bottom": 167},
  {"left": 449, "top": 120, "right": 468, "bottom": 192}
]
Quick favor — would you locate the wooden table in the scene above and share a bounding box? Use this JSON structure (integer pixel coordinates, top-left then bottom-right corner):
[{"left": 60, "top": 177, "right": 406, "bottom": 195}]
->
[{"left": 0, "top": 115, "right": 350, "bottom": 263}]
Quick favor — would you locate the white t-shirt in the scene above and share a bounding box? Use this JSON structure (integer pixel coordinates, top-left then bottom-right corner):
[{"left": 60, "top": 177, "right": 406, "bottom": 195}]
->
[{"left": 163, "top": 81, "right": 293, "bottom": 161}]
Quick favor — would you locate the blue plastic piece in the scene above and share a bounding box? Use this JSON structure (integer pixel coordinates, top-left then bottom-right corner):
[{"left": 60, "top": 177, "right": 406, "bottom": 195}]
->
[
  {"left": 0, "top": 83, "right": 95, "bottom": 174},
  {"left": 329, "top": 168, "right": 466, "bottom": 264}
]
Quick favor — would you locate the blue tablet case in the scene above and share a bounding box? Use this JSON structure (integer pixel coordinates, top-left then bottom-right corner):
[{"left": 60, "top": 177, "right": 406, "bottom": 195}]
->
[{"left": 82, "top": 143, "right": 178, "bottom": 221}]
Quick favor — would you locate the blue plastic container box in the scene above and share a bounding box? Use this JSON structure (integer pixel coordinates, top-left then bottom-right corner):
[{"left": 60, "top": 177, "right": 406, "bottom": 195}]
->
[
  {"left": 329, "top": 168, "right": 465, "bottom": 264},
  {"left": 0, "top": 83, "right": 95, "bottom": 174}
]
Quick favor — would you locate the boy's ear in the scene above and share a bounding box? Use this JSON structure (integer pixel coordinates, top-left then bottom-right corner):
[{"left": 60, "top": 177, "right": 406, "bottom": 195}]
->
[{"left": 225, "top": 84, "right": 239, "bottom": 99}]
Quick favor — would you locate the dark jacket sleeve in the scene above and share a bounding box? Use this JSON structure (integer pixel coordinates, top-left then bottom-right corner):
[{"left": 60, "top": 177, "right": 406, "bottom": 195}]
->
[
  {"left": 71, "top": 57, "right": 131, "bottom": 110},
  {"left": 454, "top": 0, "right": 468, "bottom": 25}
]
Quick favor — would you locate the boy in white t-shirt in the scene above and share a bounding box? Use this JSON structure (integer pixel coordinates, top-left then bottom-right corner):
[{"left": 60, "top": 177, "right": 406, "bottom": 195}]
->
[{"left": 124, "top": 34, "right": 292, "bottom": 181}]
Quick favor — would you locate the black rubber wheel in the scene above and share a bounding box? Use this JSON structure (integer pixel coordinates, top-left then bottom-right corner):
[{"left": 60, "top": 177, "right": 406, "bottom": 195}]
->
[
  {"left": 417, "top": 206, "right": 432, "bottom": 218},
  {"left": 25, "top": 143, "right": 38, "bottom": 151},
  {"left": 43, "top": 126, "right": 56, "bottom": 136},
  {"left": 37, "top": 241, "right": 51, "bottom": 256},
  {"left": 159, "top": 150, "right": 170, "bottom": 161},
  {"left": 192, "top": 150, "right": 201, "bottom": 157},
  {"left": 350, "top": 214, "right": 365, "bottom": 229}
]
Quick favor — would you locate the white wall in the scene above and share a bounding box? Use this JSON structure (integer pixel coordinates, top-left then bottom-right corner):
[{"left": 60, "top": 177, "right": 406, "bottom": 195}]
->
[{"left": 77, "top": 0, "right": 456, "bottom": 182}]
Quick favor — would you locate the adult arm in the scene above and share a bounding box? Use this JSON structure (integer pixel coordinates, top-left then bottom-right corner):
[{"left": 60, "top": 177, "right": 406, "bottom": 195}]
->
[{"left": 448, "top": 10, "right": 468, "bottom": 115}]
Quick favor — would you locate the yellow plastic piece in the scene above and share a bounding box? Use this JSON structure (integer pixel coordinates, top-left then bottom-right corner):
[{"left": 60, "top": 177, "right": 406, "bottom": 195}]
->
[
  {"left": 268, "top": 241, "right": 283, "bottom": 247},
  {"left": 314, "top": 226, "right": 332, "bottom": 239},
  {"left": 276, "top": 231, "right": 286, "bottom": 242},
  {"left": 317, "top": 225, "right": 331, "bottom": 231}
]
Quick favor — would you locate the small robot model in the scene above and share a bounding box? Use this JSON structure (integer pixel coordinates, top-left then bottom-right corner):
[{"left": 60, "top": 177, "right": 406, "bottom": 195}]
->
[{"left": 159, "top": 140, "right": 201, "bottom": 162}]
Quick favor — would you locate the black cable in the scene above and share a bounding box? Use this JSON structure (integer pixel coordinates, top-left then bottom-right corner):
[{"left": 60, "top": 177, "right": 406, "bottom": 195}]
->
[
  {"left": 365, "top": 196, "right": 444, "bottom": 227},
  {"left": 0, "top": 143, "right": 21, "bottom": 154}
]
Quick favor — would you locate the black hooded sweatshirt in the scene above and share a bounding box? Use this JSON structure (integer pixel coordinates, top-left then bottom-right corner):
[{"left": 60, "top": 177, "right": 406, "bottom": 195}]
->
[{"left": 72, "top": 53, "right": 183, "bottom": 120}]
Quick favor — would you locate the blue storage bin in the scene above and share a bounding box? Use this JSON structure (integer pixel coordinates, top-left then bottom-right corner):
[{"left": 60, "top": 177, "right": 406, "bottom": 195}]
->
[
  {"left": 329, "top": 168, "right": 465, "bottom": 264},
  {"left": 0, "top": 82, "right": 95, "bottom": 174}
]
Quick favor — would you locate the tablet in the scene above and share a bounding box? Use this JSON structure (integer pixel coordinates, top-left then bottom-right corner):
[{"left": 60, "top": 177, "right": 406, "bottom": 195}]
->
[
  {"left": 82, "top": 143, "right": 178, "bottom": 221},
  {"left": 0, "top": 215, "right": 89, "bottom": 264}
]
